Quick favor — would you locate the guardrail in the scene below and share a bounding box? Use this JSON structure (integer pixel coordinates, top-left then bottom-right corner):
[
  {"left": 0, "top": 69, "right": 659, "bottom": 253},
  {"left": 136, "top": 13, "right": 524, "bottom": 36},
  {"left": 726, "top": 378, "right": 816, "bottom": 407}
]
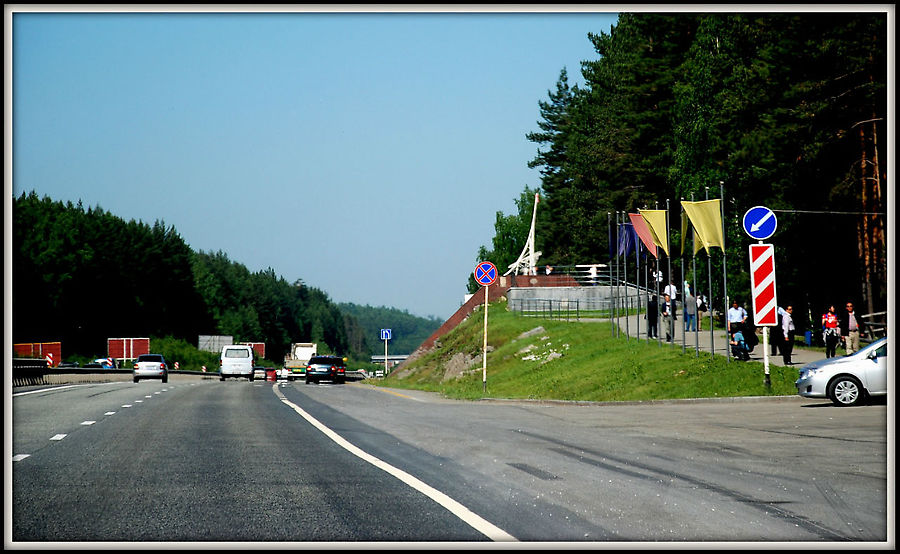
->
[{"left": 12, "top": 363, "right": 368, "bottom": 387}]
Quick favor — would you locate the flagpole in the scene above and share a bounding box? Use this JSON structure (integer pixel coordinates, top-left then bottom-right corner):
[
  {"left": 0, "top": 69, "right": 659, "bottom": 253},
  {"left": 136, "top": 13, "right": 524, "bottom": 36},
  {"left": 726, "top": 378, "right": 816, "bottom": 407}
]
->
[
  {"left": 608, "top": 212, "right": 614, "bottom": 337},
  {"left": 635, "top": 218, "right": 641, "bottom": 343},
  {"left": 706, "top": 187, "right": 714, "bottom": 359},
  {"left": 721, "top": 182, "right": 730, "bottom": 363},
  {"left": 615, "top": 211, "right": 620, "bottom": 338},
  {"left": 623, "top": 213, "right": 630, "bottom": 341},
  {"left": 680, "top": 198, "right": 686, "bottom": 354},
  {"left": 645, "top": 236, "right": 650, "bottom": 344},
  {"left": 666, "top": 199, "right": 673, "bottom": 347},
  {"left": 692, "top": 193, "right": 699, "bottom": 357}
]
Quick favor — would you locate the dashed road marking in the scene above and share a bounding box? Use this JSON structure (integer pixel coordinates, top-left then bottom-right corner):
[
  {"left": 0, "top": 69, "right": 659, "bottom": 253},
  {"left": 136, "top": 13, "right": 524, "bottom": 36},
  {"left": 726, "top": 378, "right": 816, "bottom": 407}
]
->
[
  {"left": 105, "top": 412, "right": 116, "bottom": 416},
  {"left": 13, "top": 454, "right": 31, "bottom": 462},
  {"left": 122, "top": 405, "right": 132, "bottom": 408},
  {"left": 50, "top": 434, "right": 67, "bottom": 441},
  {"left": 81, "top": 421, "right": 96, "bottom": 426}
]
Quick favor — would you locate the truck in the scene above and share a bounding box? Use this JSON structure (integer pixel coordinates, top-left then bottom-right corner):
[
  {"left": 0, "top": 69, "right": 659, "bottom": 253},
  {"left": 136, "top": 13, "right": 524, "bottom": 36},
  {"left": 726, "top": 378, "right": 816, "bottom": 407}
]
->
[{"left": 282, "top": 342, "right": 317, "bottom": 381}]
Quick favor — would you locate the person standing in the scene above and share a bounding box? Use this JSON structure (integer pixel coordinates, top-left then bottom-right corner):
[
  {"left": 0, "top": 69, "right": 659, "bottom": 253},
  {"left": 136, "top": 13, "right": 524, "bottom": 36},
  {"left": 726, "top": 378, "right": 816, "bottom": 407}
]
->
[
  {"left": 697, "top": 294, "right": 707, "bottom": 331},
  {"left": 727, "top": 300, "right": 748, "bottom": 337},
  {"left": 781, "top": 305, "right": 796, "bottom": 365},
  {"left": 647, "top": 295, "right": 659, "bottom": 339},
  {"left": 664, "top": 280, "right": 678, "bottom": 301},
  {"left": 839, "top": 302, "right": 865, "bottom": 355},
  {"left": 662, "top": 294, "right": 673, "bottom": 342},
  {"left": 684, "top": 292, "right": 697, "bottom": 332},
  {"left": 822, "top": 305, "right": 840, "bottom": 358},
  {"left": 770, "top": 306, "right": 786, "bottom": 356}
]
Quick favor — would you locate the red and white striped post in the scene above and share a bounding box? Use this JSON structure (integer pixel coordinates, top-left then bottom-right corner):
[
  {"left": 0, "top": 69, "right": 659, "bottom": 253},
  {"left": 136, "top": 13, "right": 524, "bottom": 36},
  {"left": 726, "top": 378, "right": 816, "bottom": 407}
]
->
[{"left": 749, "top": 243, "right": 778, "bottom": 384}]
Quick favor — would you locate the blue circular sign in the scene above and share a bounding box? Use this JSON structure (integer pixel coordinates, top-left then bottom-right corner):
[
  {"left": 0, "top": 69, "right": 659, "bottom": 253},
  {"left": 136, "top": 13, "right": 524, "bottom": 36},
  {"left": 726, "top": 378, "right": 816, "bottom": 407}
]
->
[
  {"left": 474, "top": 261, "right": 498, "bottom": 286},
  {"left": 742, "top": 206, "right": 778, "bottom": 241}
]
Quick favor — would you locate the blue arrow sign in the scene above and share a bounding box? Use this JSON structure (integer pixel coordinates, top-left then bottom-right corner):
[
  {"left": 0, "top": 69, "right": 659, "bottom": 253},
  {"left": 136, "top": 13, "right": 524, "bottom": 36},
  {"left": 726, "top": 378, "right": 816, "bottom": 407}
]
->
[
  {"left": 380, "top": 329, "right": 391, "bottom": 341},
  {"left": 474, "top": 261, "right": 498, "bottom": 286},
  {"left": 742, "top": 206, "right": 778, "bottom": 241}
]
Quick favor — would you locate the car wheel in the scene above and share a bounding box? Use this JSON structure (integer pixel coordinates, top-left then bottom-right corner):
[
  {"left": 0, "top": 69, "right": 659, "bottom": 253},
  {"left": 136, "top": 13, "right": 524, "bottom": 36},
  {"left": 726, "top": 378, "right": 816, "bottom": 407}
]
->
[
  {"left": 249, "top": 375, "right": 254, "bottom": 382},
  {"left": 220, "top": 374, "right": 226, "bottom": 381},
  {"left": 133, "top": 376, "right": 139, "bottom": 383},
  {"left": 162, "top": 375, "right": 168, "bottom": 383},
  {"left": 829, "top": 376, "right": 864, "bottom": 407}
]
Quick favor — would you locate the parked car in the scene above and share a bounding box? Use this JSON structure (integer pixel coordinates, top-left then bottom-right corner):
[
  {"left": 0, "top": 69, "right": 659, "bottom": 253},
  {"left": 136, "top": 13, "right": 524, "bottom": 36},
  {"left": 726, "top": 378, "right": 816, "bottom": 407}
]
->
[
  {"left": 305, "top": 355, "right": 347, "bottom": 384},
  {"left": 220, "top": 344, "right": 255, "bottom": 381},
  {"left": 252, "top": 366, "right": 267, "bottom": 381},
  {"left": 84, "top": 358, "right": 116, "bottom": 369},
  {"left": 795, "top": 337, "right": 887, "bottom": 406},
  {"left": 57, "top": 361, "right": 80, "bottom": 369},
  {"left": 133, "top": 354, "right": 168, "bottom": 383}
]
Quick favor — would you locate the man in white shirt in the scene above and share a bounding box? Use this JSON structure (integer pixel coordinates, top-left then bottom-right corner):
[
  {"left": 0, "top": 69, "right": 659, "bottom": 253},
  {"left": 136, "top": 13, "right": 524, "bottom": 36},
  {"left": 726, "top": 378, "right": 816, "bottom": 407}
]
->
[
  {"left": 781, "top": 305, "right": 796, "bottom": 365},
  {"left": 727, "top": 300, "right": 747, "bottom": 336},
  {"left": 664, "top": 280, "right": 678, "bottom": 300}
]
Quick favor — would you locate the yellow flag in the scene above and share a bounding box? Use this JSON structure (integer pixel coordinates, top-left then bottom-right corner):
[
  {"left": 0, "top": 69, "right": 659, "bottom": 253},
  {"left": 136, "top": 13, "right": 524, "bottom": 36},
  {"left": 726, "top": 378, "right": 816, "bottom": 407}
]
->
[
  {"left": 681, "top": 200, "right": 725, "bottom": 253},
  {"left": 681, "top": 211, "right": 704, "bottom": 256},
  {"left": 638, "top": 209, "right": 669, "bottom": 256}
]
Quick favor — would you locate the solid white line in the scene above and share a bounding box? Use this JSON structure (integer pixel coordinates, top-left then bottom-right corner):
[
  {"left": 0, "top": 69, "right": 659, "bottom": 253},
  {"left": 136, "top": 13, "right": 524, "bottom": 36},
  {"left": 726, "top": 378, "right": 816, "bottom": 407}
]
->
[
  {"left": 13, "top": 454, "right": 31, "bottom": 462},
  {"left": 273, "top": 385, "right": 516, "bottom": 542},
  {"left": 12, "top": 382, "right": 128, "bottom": 397}
]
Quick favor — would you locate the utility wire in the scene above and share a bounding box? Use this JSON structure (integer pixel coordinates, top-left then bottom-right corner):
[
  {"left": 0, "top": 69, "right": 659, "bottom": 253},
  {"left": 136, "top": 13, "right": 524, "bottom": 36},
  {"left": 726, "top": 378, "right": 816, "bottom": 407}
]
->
[{"left": 771, "top": 209, "right": 885, "bottom": 216}]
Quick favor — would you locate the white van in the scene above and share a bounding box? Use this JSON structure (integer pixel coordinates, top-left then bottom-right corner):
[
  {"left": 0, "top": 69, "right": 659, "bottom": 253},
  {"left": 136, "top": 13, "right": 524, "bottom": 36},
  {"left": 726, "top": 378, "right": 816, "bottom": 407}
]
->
[{"left": 220, "top": 345, "right": 255, "bottom": 381}]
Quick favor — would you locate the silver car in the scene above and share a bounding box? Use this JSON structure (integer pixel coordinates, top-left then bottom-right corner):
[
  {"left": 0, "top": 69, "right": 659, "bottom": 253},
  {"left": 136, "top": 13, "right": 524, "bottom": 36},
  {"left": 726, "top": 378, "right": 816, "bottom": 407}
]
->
[
  {"left": 133, "top": 354, "right": 168, "bottom": 383},
  {"left": 795, "top": 337, "right": 887, "bottom": 406}
]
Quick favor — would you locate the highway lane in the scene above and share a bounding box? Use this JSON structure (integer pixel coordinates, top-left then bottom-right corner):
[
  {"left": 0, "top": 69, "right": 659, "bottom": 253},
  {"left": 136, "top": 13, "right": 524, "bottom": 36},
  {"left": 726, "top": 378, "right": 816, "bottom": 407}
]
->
[
  {"left": 11, "top": 376, "right": 890, "bottom": 544},
  {"left": 12, "top": 378, "right": 490, "bottom": 542}
]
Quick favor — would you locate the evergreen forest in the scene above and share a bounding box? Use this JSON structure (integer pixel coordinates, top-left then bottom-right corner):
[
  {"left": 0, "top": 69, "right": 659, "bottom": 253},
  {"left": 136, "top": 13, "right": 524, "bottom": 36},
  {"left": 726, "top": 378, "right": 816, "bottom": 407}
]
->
[
  {"left": 472, "top": 12, "right": 888, "bottom": 329},
  {"left": 13, "top": 192, "right": 436, "bottom": 361}
]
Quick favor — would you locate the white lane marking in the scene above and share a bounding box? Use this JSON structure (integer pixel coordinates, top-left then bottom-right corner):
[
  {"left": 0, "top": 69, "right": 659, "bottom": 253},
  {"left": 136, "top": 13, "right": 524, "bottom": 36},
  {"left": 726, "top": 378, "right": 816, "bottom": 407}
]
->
[
  {"left": 145, "top": 395, "right": 153, "bottom": 398},
  {"left": 13, "top": 382, "right": 128, "bottom": 397},
  {"left": 153, "top": 392, "right": 161, "bottom": 395},
  {"left": 50, "top": 434, "right": 67, "bottom": 441},
  {"left": 105, "top": 412, "right": 116, "bottom": 416},
  {"left": 273, "top": 385, "right": 517, "bottom": 542},
  {"left": 13, "top": 454, "right": 31, "bottom": 462},
  {"left": 122, "top": 405, "right": 132, "bottom": 408},
  {"left": 81, "top": 421, "right": 96, "bottom": 426}
]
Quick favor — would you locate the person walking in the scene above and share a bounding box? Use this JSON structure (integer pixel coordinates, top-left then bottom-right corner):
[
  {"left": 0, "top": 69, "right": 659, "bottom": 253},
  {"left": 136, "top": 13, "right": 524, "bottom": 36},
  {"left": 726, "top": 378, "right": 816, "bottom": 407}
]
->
[
  {"left": 838, "top": 301, "right": 865, "bottom": 355},
  {"left": 646, "top": 295, "right": 659, "bottom": 339},
  {"left": 684, "top": 292, "right": 697, "bottom": 332},
  {"left": 697, "top": 294, "right": 707, "bottom": 331},
  {"left": 781, "top": 305, "right": 796, "bottom": 365},
  {"left": 822, "top": 305, "right": 840, "bottom": 358}
]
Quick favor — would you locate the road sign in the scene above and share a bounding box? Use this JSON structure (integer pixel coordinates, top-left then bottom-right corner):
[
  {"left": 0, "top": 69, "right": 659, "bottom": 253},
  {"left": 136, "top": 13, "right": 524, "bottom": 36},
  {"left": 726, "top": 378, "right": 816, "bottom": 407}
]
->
[
  {"left": 749, "top": 244, "right": 778, "bottom": 326},
  {"left": 742, "top": 206, "right": 778, "bottom": 241},
  {"left": 474, "top": 261, "right": 498, "bottom": 287},
  {"left": 380, "top": 329, "right": 392, "bottom": 341}
]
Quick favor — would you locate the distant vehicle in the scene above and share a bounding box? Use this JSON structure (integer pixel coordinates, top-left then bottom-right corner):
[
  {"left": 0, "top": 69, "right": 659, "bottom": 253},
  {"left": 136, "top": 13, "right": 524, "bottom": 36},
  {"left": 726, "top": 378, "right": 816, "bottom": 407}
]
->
[
  {"left": 795, "top": 337, "right": 887, "bottom": 406},
  {"left": 305, "top": 355, "right": 347, "bottom": 384},
  {"left": 220, "top": 345, "right": 255, "bottom": 381},
  {"left": 284, "top": 342, "right": 317, "bottom": 380},
  {"left": 133, "top": 354, "right": 168, "bottom": 383},
  {"left": 276, "top": 367, "right": 291, "bottom": 380},
  {"left": 57, "top": 361, "right": 80, "bottom": 369},
  {"left": 84, "top": 358, "right": 116, "bottom": 369},
  {"left": 252, "top": 366, "right": 267, "bottom": 381}
]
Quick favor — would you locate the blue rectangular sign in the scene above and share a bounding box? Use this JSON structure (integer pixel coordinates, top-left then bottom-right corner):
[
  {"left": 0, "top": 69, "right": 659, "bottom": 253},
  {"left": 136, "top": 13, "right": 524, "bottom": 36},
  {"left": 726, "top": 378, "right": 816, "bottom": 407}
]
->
[{"left": 380, "top": 329, "right": 392, "bottom": 340}]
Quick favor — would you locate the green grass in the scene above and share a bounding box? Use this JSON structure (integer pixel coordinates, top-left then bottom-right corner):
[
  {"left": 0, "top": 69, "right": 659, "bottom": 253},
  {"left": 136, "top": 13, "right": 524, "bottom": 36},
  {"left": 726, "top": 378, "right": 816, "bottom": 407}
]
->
[{"left": 380, "top": 299, "right": 798, "bottom": 402}]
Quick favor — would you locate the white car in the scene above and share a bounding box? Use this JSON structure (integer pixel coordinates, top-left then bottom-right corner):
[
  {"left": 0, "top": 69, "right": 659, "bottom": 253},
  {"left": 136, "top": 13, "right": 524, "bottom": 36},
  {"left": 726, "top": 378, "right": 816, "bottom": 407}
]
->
[
  {"left": 795, "top": 337, "right": 887, "bottom": 406},
  {"left": 133, "top": 354, "right": 168, "bottom": 383},
  {"left": 219, "top": 345, "right": 255, "bottom": 381}
]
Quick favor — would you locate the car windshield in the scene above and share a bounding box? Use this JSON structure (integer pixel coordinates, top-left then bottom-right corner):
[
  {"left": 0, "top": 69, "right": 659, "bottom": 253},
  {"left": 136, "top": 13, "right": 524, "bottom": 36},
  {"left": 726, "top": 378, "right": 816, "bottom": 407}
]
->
[
  {"left": 224, "top": 348, "right": 251, "bottom": 358},
  {"left": 138, "top": 355, "right": 163, "bottom": 363}
]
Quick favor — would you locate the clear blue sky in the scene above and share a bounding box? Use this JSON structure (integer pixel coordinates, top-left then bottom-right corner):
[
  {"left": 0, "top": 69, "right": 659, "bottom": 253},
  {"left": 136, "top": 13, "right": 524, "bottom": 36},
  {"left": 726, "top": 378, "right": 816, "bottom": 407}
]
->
[{"left": 10, "top": 7, "right": 620, "bottom": 320}]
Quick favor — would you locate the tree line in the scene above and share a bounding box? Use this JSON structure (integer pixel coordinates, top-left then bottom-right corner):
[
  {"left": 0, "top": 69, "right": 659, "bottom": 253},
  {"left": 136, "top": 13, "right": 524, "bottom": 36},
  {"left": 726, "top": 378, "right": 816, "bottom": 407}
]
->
[
  {"left": 474, "top": 12, "right": 887, "bottom": 328},
  {"left": 12, "top": 191, "right": 374, "bottom": 361}
]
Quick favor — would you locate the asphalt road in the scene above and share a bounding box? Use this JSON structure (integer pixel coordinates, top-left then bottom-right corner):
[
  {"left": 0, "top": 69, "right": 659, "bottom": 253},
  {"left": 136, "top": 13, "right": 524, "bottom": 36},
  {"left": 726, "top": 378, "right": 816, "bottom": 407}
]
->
[{"left": 10, "top": 375, "right": 891, "bottom": 546}]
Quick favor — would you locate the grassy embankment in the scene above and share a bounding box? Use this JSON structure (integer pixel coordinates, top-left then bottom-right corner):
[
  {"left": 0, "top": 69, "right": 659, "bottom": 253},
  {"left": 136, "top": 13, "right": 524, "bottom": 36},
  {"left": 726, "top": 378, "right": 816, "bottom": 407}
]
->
[{"left": 380, "top": 299, "right": 798, "bottom": 401}]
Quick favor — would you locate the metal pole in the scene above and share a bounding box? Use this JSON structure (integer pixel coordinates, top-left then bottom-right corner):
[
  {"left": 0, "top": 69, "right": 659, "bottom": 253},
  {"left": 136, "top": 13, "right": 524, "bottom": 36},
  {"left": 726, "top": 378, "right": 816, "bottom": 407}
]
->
[
  {"left": 482, "top": 284, "right": 488, "bottom": 393},
  {"left": 636, "top": 217, "right": 641, "bottom": 343},
  {"left": 615, "top": 211, "right": 620, "bottom": 338},
  {"left": 666, "top": 199, "right": 673, "bottom": 347},
  {"left": 680, "top": 199, "right": 685, "bottom": 354},
  {"left": 623, "top": 213, "right": 630, "bottom": 341},
  {"left": 608, "top": 212, "right": 614, "bottom": 334},
  {"left": 721, "top": 182, "right": 730, "bottom": 363},
  {"left": 692, "top": 192, "right": 699, "bottom": 357},
  {"left": 706, "top": 187, "right": 714, "bottom": 359}
]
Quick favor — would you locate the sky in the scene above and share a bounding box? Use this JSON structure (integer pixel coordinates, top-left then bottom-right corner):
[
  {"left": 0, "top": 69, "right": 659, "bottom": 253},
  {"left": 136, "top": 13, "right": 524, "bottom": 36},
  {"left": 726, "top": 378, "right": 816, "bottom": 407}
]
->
[{"left": 8, "top": 6, "right": 621, "bottom": 320}]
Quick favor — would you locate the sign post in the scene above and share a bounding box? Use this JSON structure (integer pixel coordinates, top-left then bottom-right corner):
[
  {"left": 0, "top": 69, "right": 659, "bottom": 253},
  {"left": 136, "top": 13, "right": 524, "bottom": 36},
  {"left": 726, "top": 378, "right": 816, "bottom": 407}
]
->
[
  {"left": 743, "top": 206, "right": 778, "bottom": 387},
  {"left": 474, "top": 261, "right": 498, "bottom": 394},
  {"left": 380, "top": 329, "right": 392, "bottom": 375}
]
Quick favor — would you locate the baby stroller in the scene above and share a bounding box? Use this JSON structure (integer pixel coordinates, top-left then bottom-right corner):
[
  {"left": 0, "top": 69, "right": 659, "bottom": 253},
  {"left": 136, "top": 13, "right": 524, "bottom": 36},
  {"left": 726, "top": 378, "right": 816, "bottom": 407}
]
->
[{"left": 731, "top": 330, "right": 751, "bottom": 361}]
